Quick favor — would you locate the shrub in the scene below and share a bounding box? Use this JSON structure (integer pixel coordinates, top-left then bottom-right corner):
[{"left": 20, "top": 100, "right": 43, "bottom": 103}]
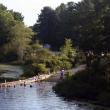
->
[
  {"left": 36, "top": 63, "right": 48, "bottom": 74},
  {"left": 98, "top": 91, "right": 110, "bottom": 106},
  {"left": 21, "top": 65, "right": 36, "bottom": 78},
  {"left": 61, "top": 60, "right": 72, "bottom": 70},
  {"left": 53, "top": 67, "right": 110, "bottom": 104},
  {"left": 65, "top": 71, "right": 72, "bottom": 79}
]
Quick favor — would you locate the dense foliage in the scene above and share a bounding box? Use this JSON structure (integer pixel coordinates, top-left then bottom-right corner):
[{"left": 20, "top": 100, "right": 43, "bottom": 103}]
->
[
  {"left": 0, "top": 4, "right": 33, "bottom": 62},
  {"left": 0, "top": 4, "right": 76, "bottom": 76},
  {"left": 33, "top": 0, "right": 110, "bottom": 54},
  {"left": 24, "top": 39, "right": 76, "bottom": 76}
]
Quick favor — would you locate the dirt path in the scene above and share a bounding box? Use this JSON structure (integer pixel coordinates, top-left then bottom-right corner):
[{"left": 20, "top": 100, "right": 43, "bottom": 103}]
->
[{"left": 47, "top": 65, "right": 86, "bottom": 82}]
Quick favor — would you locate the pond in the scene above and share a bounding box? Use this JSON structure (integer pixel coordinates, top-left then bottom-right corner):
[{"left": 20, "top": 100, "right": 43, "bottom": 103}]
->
[{"left": 0, "top": 82, "right": 108, "bottom": 110}]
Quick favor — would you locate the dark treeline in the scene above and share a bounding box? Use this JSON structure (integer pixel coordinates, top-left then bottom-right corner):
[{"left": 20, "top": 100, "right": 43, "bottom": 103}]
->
[
  {"left": 33, "top": 0, "right": 110, "bottom": 54},
  {"left": 33, "top": 0, "right": 110, "bottom": 77}
]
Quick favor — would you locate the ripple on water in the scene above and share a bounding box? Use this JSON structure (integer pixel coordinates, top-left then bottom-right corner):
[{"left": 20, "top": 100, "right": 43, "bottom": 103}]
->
[{"left": 0, "top": 82, "right": 109, "bottom": 110}]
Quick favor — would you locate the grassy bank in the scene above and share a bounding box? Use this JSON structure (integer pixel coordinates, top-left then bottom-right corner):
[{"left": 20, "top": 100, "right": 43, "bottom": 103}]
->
[{"left": 53, "top": 68, "right": 110, "bottom": 107}]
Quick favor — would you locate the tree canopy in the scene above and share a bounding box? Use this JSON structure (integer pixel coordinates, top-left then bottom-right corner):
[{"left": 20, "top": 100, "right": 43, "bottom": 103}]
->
[
  {"left": 33, "top": 0, "right": 110, "bottom": 54},
  {"left": 0, "top": 4, "right": 34, "bottom": 62}
]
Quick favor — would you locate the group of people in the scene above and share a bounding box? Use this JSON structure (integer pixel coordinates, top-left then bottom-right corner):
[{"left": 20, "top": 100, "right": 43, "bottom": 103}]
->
[
  {"left": 0, "top": 69, "right": 65, "bottom": 88},
  {"left": 0, "top": 74, "right": 47, "bottom": 88},
  {"left": 0, "top": 81, "right": 32, "bottom": 88}
]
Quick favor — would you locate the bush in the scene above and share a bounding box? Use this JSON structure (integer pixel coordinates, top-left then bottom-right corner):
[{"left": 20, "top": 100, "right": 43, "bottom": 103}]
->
[
  {"left": 36, "top": 63, "right": 48, "bottom": 74},
  {"left": 53, "top": 68, "right": 110, "bottom": 106},
  {"left": 21, "top": 65, "right": 36, "bottom": 78},
  {"left": 61, "top": 60, "right": 72, "bottom": 70},
  {"left": 98, "top": 91, "right": 110, "bottom": 106},
  {"left": 64, "top": 71, "right": 72, "bottom": 79}
]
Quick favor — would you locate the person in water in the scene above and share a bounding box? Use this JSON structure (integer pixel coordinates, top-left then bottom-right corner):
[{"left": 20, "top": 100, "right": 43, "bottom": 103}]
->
[{"left": 24, "top": 82, "right": 26, "bottom": 87}]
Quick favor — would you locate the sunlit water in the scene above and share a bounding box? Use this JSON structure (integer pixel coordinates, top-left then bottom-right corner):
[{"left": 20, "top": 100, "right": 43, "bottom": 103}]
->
[{"left": 0, "top": 82, "right": 108, "bottom": 110}]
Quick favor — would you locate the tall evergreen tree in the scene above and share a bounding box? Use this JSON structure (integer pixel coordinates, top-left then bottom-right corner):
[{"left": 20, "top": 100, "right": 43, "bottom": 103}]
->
[{"left": 33, "top": 7, "right": 59, "bottom": 49}]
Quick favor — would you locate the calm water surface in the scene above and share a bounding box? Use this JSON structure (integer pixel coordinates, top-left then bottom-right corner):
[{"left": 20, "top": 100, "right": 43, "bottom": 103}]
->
[{"left": 0, "top": 82, "right": 108, "bottom": 110}]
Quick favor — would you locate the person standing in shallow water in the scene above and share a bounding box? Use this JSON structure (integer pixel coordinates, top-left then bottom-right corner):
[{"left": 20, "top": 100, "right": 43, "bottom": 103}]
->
[{"left": 60, "top": 68, "right": 64, "bottom": 79}]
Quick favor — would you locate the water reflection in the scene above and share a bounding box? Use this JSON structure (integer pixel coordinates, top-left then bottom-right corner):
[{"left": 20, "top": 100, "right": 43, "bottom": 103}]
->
[{"left": 0, "top": 82, "right": 109, "bottom": 110}]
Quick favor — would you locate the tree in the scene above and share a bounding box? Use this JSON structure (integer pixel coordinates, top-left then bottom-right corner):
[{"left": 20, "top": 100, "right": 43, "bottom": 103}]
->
[
  {"left": 60, "top": 39, "right": 76, "bottom": 62},
  {"left": 78, "top": 0, "right": 110, "bottom": 53},
  {"left": 0, "top": 4, "right": 7, "bottom": 10},
  {"left": 0, "top": 10, "right": 14, "bottom": 47},
  {"left": 0, "top": 4, "right": 34, "bottom": 62},
  {"left": 33, "top": 7, "right": 60, "bottom": 50},
  {"left": 55, "top": 2, "right": 80, "bottom": 48},
  {"left": 10, "top": 10, "right": 24, "bottom": 22},
  {"left": 76, "top": 0, "right": 110, "bottom": 67},
  {"left": 9, "top": 21, "right": 34, "bottom": 61}
]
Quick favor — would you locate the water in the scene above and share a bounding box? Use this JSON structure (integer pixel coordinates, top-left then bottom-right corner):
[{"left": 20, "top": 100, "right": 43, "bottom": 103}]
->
[{"left": 0, "top": 82, "right": 108, "bottom": 110}]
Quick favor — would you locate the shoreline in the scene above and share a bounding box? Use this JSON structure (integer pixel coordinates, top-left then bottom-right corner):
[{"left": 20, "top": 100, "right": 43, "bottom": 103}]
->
[
  {"left": 53, "top": 86, "right": 110, "bottom": 109},
  {"left": 63, "top": 96, "right": 110, "bottom": 109},
  {"left": 0, "top": 74, "right": 52, "bottom": 88}
]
